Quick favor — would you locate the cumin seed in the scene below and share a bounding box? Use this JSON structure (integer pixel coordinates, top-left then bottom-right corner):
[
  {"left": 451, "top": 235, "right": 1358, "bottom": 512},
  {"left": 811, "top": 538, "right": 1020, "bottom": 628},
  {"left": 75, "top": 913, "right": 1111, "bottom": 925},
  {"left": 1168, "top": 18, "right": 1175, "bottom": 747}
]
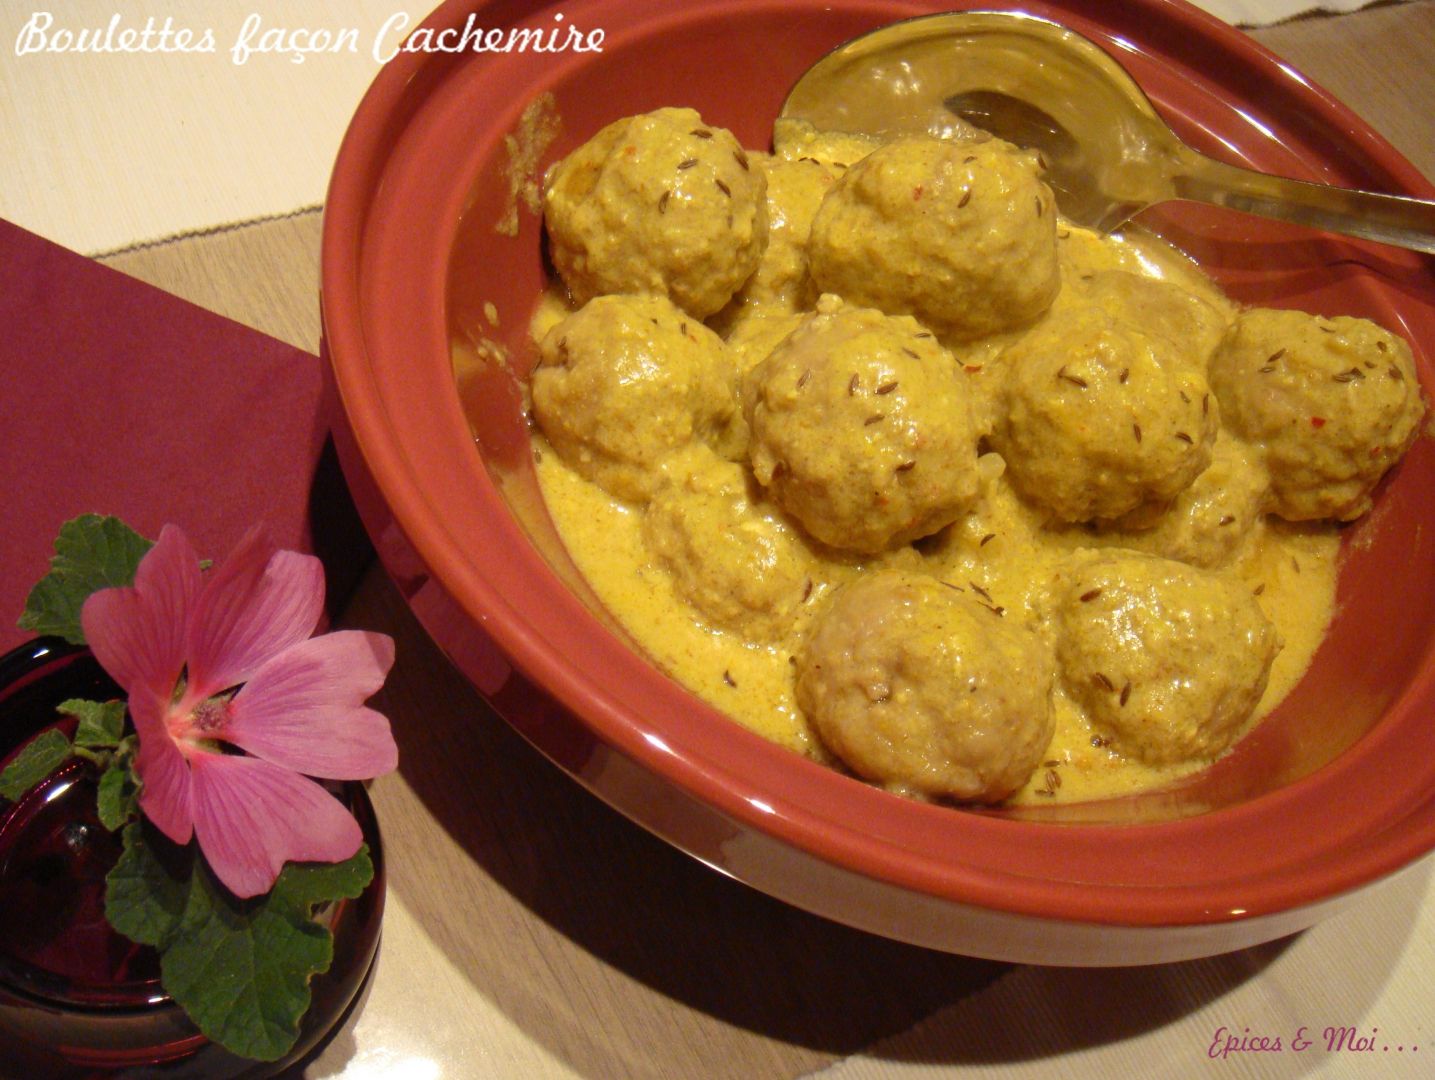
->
[
  {"left": 1093, "top": 671, "right": 1114, "bottom": 691},
  {"left": 979, "top": 533, "right": 996, "bottom": 547},
  {"left": 1175, "top": 431, "right": 1194, "bottom": 444},
  {"left": 876, "top": 380, "right": 899, "bottom": 394},
  {"left": 715, "top": 178, "right": 731, "bottom": 197},
  {"left": 958, "top": 189, "right": 972, "bottom": 208},
  {"left": 802, "top": 578, "right": 813, "bottom": 602},
  {"left": 1133, "top": 423, "right": 1143, "bottom": 443},
  {"left": 864, "top": 413, "right": 885, "bottom": 425},
  {"left": 895, "top": 460, "right": 916, "bottom": 473},
  {"left": 796, "top": 368, "right": 812, "bottom": 389},
  {"left": 723, "top": 670, "right": 736, "bottom": 687},
  {"left": 1120, "top": 681, "right": 1132, "bottom": 707},
  {"left": 734, "top": 149, "right": 750, "bottom": 170},
  {"left": 1057, "top": 365, "right": 1088, "bottom": 388},
  {"left": 969, "top": 581, "right": 992, "bottom": 602},
  {"left": 691, "top": 128, "right": 713, "bottom": 139},
  {"left": 677, "top": 158, "right": 698, "bottom": 170},
  {"left": 848, "top": 373, "right": 860, "bottom": 395},
  {"left": 1079, "top": 588, "right": 1102, "bottom": 602},
  {"left": 658, "top": 190, "right": 671, "bottom": 213}
]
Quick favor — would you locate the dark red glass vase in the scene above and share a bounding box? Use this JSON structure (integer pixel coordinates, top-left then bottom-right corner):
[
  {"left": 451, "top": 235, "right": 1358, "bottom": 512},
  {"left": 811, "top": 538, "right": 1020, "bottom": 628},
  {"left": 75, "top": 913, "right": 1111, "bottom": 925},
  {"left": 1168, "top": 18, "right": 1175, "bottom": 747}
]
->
[{"left": 0, "top": 639, "right": 384, "bottom": 1077}]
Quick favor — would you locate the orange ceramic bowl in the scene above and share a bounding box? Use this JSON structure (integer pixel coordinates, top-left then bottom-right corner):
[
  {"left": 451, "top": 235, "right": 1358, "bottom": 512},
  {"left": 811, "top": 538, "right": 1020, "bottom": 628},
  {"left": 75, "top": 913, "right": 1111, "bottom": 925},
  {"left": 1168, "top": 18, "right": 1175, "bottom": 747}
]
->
[{"left": 322, "top": 0, "right": 1435, "bottom": 964}]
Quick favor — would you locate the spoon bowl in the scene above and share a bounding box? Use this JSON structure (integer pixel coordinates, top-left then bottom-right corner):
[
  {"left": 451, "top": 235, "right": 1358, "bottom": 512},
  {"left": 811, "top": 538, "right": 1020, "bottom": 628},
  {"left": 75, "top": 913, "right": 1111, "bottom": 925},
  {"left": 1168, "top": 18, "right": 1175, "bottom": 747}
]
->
[{"left": 781, "top": 10, "right": 1435, "bottom": 252}]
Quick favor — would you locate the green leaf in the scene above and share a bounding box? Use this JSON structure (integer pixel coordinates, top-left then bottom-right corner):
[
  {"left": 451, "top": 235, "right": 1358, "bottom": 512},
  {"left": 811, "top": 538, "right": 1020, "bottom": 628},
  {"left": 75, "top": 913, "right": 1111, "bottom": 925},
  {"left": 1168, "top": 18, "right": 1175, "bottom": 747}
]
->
[
  {"left": 96, "top": 762, "right": 139, "bottom": 831},
  {"left": 269, "top": 846, "right": 374, "bottom": 915},
  {"left": 105, "top": 822, "right": 189, "bottom": 948},
  {"left": 18, "top": 515, "right": 154, "bottom": 644},
  {"left": 60, "top": 697, "right": 128, "bottom": 748},
  {"left": 160, "top": 846, "right": 374, "bottom": 1062},
  {"left": 0, "top": 728, "right": 73, "bottom": 801},
  {"left": 105, "top": 828, "right": 375, "bottom": 1062}
]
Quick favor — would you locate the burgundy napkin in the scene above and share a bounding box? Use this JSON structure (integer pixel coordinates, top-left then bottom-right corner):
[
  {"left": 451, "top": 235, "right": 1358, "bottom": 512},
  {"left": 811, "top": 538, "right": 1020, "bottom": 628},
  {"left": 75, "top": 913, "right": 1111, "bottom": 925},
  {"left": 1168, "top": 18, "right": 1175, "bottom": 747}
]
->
[{"left": 0, "top": 219, "right": 370, "bottom": 654}]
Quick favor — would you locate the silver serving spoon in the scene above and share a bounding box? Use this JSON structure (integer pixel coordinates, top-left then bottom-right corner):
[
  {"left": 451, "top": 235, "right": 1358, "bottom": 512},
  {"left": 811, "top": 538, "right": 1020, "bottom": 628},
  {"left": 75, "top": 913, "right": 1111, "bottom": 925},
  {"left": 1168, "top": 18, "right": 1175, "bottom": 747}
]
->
[{"left": 780, "top": 10, "right": 1435, "bottom": 254}]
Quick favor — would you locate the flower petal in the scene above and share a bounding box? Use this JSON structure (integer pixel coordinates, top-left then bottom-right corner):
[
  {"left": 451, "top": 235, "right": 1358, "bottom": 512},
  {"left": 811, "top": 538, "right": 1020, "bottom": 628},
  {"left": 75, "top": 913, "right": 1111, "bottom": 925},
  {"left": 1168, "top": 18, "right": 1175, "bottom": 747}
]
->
[
  {"left": 80, "top": 524, "right": 201, "bottom": 699},
  {"left": 224, "top": 632, "right": 397, "bottom": 780},
  {"left": 184, "top": 528, "right": 324, "bottom": 703},
  {"left": 128, "top": 686, "right": 194, "bottom": 845},
  {"left": 187, "top": 752, "right": 363, "bottom": 899}
]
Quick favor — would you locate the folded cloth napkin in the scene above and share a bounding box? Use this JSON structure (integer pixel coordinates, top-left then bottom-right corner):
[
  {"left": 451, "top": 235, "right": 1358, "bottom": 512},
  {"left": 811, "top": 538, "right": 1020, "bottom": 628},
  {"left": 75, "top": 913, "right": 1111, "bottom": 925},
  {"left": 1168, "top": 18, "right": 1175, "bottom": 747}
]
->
[{"left": 0, "top": 218, "right": 370, "bottom": 654}]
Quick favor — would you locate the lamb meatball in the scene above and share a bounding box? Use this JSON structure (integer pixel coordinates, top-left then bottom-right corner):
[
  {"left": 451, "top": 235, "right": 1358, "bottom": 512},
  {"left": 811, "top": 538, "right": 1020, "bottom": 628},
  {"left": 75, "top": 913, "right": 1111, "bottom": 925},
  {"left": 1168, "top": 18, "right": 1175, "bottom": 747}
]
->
[
  {"left": 772, "top": 117, "right": 882, "bottom": 170},
  {"left": 532, "top": 294, "right": 744, "bottom": 501},
  {"left": 808, "top": 136, "right": 1060, "bottom": 339},
  {"left": 744, "top": 297, "right": 980, "bottom": 554},
  {"left": 796, "top": 570, "right": 1055, "bottom": 802},
  {"left": 1208, "top": 308, "right": 1424, "bottom": 521},
  {"left": 992, "top": 307, "right": 1216, "bottom": 523},
  {"left": 1069, "top": 269, "right": 1230, "bottom": 367},
  {"left": 1110, "top": 435, "right": 1268, "bottom": 569},
  {"left": 1056, "top": 552, "right": 1281, "bottom": 765},
  {"left": 642, "top": 449, "right": 817, "bottom": 641},
  {"left": 542, "top": 107, "right": 768, "bottom": 318},
  {"left": 714, "top": 154, "right": 836, "bottom": 327},
  {"left": 724, "top": 311, "right": 805, "bottom": 375}
]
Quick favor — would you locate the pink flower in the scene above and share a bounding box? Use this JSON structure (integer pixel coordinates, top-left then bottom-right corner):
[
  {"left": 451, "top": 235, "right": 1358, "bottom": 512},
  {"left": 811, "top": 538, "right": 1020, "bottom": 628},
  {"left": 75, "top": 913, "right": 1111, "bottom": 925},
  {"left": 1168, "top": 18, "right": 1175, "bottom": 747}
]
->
[{"left": 80, "top": 525, "right": 398, "bottom": 899}]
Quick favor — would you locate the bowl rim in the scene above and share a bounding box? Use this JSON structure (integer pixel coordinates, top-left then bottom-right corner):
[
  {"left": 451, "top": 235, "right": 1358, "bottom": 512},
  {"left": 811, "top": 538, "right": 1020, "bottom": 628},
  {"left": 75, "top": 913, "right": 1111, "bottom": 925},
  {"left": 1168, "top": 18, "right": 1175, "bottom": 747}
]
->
[{"left": 322, "top": 0, "right": 1435, "bottom": 930}]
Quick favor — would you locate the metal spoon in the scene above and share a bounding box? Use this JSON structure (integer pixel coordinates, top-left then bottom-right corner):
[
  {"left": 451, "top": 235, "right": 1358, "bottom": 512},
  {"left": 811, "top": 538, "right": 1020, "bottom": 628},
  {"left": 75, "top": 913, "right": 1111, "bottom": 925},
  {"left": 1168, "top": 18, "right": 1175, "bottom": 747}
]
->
[{"left": 780, "top": 10, "right": 1435, "bottom": 254}]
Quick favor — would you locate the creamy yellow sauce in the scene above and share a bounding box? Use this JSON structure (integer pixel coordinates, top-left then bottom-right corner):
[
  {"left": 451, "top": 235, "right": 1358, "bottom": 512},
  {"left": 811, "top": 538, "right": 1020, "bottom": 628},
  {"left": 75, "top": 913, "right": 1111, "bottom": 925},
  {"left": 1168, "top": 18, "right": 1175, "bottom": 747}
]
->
[
  {"left": 523, "top": 224, "right": 1340, "bottom": 806},
  {"left": 532, "top": 423, "right": 1338, "bottom": 806},
  {"left": 503, "top": 118, "right": 1349, "bottom": 808}
]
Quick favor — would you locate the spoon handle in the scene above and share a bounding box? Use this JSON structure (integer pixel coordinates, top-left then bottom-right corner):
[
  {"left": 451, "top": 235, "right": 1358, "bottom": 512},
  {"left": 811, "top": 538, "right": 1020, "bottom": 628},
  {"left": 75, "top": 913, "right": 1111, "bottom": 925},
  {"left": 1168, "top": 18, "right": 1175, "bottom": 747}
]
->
[{"left": 1172, "top": 148, "right": 1435, "bottom": 256}]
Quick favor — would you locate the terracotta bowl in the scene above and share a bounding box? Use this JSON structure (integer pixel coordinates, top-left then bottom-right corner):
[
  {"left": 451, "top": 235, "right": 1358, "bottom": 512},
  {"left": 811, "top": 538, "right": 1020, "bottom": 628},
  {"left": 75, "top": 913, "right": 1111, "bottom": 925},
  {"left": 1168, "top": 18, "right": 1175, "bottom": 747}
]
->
[{"left": 321, "top": 0, "right": 1435, "bottom": 964}]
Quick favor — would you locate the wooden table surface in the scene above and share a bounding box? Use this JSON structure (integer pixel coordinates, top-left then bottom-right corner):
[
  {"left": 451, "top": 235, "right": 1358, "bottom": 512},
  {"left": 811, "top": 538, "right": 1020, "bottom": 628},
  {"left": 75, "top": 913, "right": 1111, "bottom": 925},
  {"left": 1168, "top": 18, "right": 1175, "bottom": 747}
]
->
[{"left": 94, "top": 4, "right": 1435, "bottom": 1077}]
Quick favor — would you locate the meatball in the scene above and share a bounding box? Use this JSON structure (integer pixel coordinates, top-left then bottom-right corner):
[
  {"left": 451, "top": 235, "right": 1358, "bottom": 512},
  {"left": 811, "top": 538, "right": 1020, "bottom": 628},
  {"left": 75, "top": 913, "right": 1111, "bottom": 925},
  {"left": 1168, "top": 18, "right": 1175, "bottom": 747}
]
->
[
  {"left": 772, "top": 117, "right": 882, "bottom": 170},
  {"left": 713, "top": 154, "right": 836, "bottom": 329},
  {"left": 1056, "top": 552, "right": 1281, "bottom": 765},
  {"left": 992, "top": 307, "right": 1216, "bottom": 523},
  {"left": 642, "top": 449, "right": 817, "bottom": 641},
  {"left": 542, "top": 107, "right": 768, "bottom": 318},
  {"left": 723, "top": 311, "right": 805, "bottom": 376},
  {"left": 1110, "top": 434, "right": 1268, "bottom": 569},
  {"left": 1208, "top": 308, "right": 1424, "bottom": 521},
  {"left": 808, "top": 136, "right": 1060, "bottom": 339},
  {"left": 744, "top": 297, "right": 980, "bottom": 553},
  {"left": 1069, "top": 269, "right": 1230, "bottom": 367},
  {"left": 532, "top": 294, "right": 744, "bottom": 501},
  {"left": 796, "top": 570, "right": 1055, "bottom": 802}
]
